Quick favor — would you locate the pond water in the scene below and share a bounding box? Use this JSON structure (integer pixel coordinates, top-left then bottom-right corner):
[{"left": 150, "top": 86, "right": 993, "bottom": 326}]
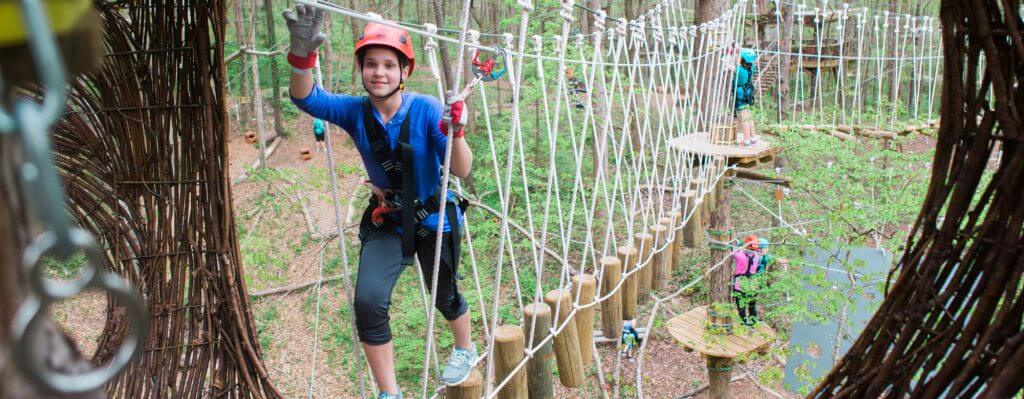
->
[{"left": 782, "top": 247, "right": 892, "bottom": 394}]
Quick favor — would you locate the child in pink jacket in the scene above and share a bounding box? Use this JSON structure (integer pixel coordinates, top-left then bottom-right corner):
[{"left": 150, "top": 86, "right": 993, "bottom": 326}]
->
[{"left": 732, "top": 236, "right": 762, "bottom": 326}]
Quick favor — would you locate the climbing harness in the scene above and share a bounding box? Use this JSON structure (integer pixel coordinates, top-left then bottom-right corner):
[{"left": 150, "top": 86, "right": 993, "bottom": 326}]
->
[
  {"left": 2, "top": 0, "right": 147, "bottom": 394},
  {"left": 357, "top": 103, "right": 468, "bottom": 267},
  {"left": 359, "top": 46, "right": 506, "bottom": 266}
]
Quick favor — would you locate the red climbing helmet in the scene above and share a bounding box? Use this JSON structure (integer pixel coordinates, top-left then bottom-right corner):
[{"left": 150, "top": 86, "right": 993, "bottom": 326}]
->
[
  {"left": 744, "top": 235, "right": 760, "bottom": 250},
  {"left": 354, "top": 22, "right": 416, "bottom": 76}
]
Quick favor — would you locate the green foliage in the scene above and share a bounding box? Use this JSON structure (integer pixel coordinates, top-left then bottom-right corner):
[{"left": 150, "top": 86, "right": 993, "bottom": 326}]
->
[
  {"left": 42, "top": 253, "right": 87, "bottom": 280},
  {"left": 256, "top": 301, "right": 281, "bottom": 351}
]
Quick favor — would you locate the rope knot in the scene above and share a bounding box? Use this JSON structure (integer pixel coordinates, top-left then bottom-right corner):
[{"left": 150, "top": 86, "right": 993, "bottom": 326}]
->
[
  {"left": 423, "top": 23, "right": 438, "bottom": 51},
  {"left": 516, "top": 0, "right": 534, "bottom": 12},
  {"left": 532, "top": 35, "right": 543, "bottom": 52},
  {"left": 503, "top": 33, "right": 514, "bottom": 51},
  {"left": 651, "top": 26, "right": 663, "bottom": 43},
  {"left": 559, "top": 0, "right": 575, "bottom": 22},
  {"left": 467, "top": 29, "right": 481, "bottom": 44},
  {"left": 594, "top": 10, "right": 607, "bottom": 31},
  {"left": 615, "top": 20, "right": 628, "bottom": 37}
]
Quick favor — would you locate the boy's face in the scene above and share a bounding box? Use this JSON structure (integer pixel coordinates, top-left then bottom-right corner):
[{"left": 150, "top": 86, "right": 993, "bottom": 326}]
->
[{"left": 361, "top": 47, "right": 409, "bottom": 97}]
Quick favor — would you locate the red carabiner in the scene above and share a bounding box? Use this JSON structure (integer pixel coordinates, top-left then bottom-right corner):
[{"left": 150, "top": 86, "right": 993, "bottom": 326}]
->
[{"left": 472, "top": 50, "right": 496, "bottom": 75}]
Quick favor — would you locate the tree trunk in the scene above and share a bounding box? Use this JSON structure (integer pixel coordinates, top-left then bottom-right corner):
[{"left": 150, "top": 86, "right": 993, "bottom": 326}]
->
[
  {"left": 231, "top": 0, "right": 251, "bottom": 128},
  {"left": 694, "top": 0, "right": 731, "bottom": 132},
  {"left": 428, "top": 0, "right": 454, "bottom": 92},
  {"left": 588, "top": 0, "right": 610, "bottom": 182},
  {"left": 348, "top": 0, "right": 360, "bottom": 91},
  {"left": 323, "top": 16, "right": 335, "bottom": 90},
  {"left": 887, "top": 1, "right": 899, "bottom": 105},
  {"left": 778, "top": 0, "right": 794, "bottom": 114},
  {"left": 249, "top": 0, "right": 268, "bottom": 167},
  {"left": 263, "top": 0, "right": 284, "bottom": 135},
  {"left": 706, "top": 170, "right": 734, "bottom": 399},
  {"left": 707, "top": 175, "right": 732, "bottom": 307}
]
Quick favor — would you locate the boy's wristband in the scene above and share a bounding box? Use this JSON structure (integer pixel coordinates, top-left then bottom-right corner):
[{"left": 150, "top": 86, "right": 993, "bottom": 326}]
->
[{"left": 287, "top": 51, "right": 318, "bottom": 69}]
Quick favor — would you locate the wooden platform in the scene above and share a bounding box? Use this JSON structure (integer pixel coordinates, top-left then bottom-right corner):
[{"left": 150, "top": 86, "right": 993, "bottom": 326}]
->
[
  {"left": 797, "top": 57, "right": 841, "bottom": 70},
  {"left": 667, "top": 132, "right": 777, "bottom": 167},
  {"left": 667, "top": 306, "right": 776, "bottom": 359}
]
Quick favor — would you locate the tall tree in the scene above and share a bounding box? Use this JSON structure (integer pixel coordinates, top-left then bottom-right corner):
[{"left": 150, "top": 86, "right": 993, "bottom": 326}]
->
[
  {"left": 232, "top": 0, "right": 252, "bottom": 127},
  {"left": 428, "top": 0, "right": 455, "bottom": 92},
  {"left": 777, "top": 0, "right": 794, "bottom": 116},
  {"left": 694, "top": 0, "right": 730, "bottom": 131},
  {"left": 263, "top": 0, "right": 284, "bottom": 135}
]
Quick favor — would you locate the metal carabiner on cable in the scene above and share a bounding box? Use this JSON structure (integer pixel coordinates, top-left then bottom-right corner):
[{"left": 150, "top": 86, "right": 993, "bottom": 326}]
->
[
  {"left": 1, "top": 0, "right": 149, "bottom": 395},
  {"left": 449, "top": 45, "right": 509, "bottom": 103},
  {"left": 470, "top": 46, "right": 508, "bottom": 83}
]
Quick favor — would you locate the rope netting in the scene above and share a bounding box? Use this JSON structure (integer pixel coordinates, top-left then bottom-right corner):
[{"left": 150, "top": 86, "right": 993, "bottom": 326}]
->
[
  {"left": 288, "top": 0, "right": 946, "bottom": 397},
  {"left": 748, "top": 0, "right": 943, "bottom": 127}
]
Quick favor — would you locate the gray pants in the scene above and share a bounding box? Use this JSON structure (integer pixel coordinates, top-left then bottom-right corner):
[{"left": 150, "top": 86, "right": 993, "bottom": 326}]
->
[{"left": 354, "top": 226, "right": 468, "bottom": 345}]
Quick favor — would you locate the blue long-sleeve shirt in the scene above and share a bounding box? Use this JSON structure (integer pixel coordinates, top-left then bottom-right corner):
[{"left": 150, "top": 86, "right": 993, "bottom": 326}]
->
[
  {"left": 735, "top": 64, "right": 755, "bottom": 103},
  {"left": 292, "top": 86, "right": 462, "bottom": 232}
]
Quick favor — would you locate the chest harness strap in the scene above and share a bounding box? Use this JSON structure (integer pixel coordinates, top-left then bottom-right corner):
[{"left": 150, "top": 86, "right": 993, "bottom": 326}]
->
[{"left": 361, "top": 99, "right": 468, "bottom": 267}]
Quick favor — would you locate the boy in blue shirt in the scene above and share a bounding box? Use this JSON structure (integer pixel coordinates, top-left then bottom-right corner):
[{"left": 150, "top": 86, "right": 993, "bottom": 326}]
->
[{"left": 284, "top": 6, "right": 476, "bottom": 397}]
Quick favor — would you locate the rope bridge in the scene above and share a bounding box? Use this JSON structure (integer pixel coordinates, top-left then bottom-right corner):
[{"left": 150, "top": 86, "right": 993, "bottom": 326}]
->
[
  {"left": 291, "top": 0, "right": 945, "bottom": 397},
  {"left": 302, "top": 0, "right": 754, "bottom": 397}
]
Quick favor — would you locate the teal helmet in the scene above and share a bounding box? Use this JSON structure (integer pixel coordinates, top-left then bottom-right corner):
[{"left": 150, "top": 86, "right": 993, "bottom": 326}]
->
[
  {"left": 758, "top": 237, "right": 770, "bottom": 249},
  {"left": 740, "top": 48, "right": 757, "bottom": 64}
]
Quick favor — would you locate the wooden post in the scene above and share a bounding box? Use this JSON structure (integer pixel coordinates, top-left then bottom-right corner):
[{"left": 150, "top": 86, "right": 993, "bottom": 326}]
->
[
  {"left": 670, "top": 210, "right": 685, "bottom": 272},
  {"left": 659, "top": 215, "right": 678, "bottom": 277},
  {"left": 618, "top": 245, "right": 639, "bottom": 320},
  {"left": 634, "top": 232, "right": 654, "bottom": 304},
  {"left": 446, "top": 369, "right": 483, "bottom": 399},
  {"left": 523, "top": 303, "right": 554, "bottom": 399},
  {"left": 683, "top": 189, "right": 705, "bottom": 248},
  {"left": 544, "top": 289, "right": 584, "bottom": 388},
  {"left": 705, "top": 181, "right": 720, "bottom": 220},
  {"left": 572, "top": 274, "right": 597, "bottom": 367},
  {"left": 599, "top": 256, "right": 623, "bottom": 339},
  {"left": 649, "top": 224, "right": 668, "bottom": 291},
  {"left": 493, "top": 325, "right": 528, "bottom": 399}
]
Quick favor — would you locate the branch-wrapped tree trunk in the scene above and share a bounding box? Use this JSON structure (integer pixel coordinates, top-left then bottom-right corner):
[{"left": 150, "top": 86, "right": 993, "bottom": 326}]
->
[
  {"left": 3, "top": 2, "right": 281, "bottom": 397},
  {"left": 812, "top": 0, "right": 1024, "bottom": 397}
]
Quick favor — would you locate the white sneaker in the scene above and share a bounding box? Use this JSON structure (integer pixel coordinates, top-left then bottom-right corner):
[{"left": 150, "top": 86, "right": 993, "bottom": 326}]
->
[{"left": 440, "top": 345, "right": 478, "bottom": 386}]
